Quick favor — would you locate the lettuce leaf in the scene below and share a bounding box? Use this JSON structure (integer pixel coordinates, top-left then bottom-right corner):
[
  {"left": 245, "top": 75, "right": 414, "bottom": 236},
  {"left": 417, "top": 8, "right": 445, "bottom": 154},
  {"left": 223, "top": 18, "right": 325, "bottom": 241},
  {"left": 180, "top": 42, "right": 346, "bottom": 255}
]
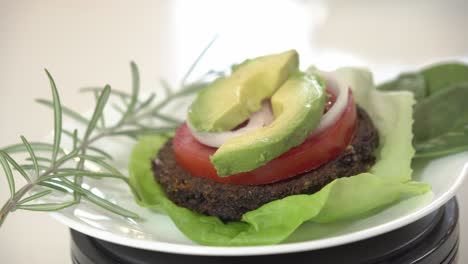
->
[{"left": 128, "top": 67, "right": 430, "bottom": 246}]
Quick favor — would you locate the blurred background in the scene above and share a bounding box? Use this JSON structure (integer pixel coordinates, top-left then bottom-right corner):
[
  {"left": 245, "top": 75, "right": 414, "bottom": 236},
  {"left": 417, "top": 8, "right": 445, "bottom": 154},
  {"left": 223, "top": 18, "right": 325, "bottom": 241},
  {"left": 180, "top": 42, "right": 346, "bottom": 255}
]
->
[{"left": 1, "top": 0, "right": 467, "bottom": 263}]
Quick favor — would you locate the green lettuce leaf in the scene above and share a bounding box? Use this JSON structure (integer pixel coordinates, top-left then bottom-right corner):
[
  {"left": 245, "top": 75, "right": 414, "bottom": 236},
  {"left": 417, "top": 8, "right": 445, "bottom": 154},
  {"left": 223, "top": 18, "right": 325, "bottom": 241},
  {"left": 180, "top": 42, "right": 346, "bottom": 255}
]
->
[{"left": 128, "top": 67, "right": 430, "bottom": 246}]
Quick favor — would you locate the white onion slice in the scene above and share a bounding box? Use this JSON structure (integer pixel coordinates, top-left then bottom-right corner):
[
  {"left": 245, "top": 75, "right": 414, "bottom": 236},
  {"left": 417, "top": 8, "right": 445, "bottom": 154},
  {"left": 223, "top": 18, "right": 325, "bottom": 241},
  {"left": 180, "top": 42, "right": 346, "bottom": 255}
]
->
[
  {"left": 188, "top": 101, "right": 273, "bottom": 148},
  {"left": 310, "top": 71, "right": 349, "bottom": 136},
  {"left": 188, "top": 71, "right": 349, "bottom": 147}
]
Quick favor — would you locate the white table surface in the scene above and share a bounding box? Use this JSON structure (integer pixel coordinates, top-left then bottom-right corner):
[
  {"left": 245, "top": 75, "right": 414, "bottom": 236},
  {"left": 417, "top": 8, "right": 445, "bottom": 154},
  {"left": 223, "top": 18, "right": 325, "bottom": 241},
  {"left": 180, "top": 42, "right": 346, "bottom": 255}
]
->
[{"left": 1, "top": 0, "right": 467, "bottom": 263}]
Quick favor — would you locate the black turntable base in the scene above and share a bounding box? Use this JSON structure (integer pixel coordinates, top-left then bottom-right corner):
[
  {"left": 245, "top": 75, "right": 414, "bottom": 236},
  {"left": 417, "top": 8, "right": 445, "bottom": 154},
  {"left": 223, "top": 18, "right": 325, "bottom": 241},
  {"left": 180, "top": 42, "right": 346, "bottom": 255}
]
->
[{"left": 71, "top": 198, "right": 459, "bottom": 264}]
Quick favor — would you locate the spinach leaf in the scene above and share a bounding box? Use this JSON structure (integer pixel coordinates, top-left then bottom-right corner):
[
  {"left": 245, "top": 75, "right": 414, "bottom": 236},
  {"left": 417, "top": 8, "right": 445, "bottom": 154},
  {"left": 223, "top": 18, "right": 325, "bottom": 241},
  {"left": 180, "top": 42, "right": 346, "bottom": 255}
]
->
[
  {"left": 377, "top": 62, "right": 468, "bottom": 159},
  {"left": 413, "top": 82, "right": 468, "bottom": 143},
  {"left": 378, "top": 73, "right": 427, "bottom": 100},
  {"left": 414, "top": 131, "right": 468, "bottom": 158},
  {"left": 421, "top": 63, "right": 468, "bottom": 95},
  {"left": 413, "top": 83, "right": 468, "bottom": 158}
]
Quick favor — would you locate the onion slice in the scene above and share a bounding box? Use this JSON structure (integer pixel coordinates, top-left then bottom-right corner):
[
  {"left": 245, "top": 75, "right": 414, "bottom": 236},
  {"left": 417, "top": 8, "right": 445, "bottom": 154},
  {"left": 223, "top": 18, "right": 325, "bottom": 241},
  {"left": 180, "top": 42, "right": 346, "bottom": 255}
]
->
[
  {"left": 188, "top": 71, "right": 349, "bottom": 147},
  {"left": 187, "top": 101, "right": 273, "bottom": 148},
  {"left": 310, "top": 71, "right": 349, "bottom": 136}
]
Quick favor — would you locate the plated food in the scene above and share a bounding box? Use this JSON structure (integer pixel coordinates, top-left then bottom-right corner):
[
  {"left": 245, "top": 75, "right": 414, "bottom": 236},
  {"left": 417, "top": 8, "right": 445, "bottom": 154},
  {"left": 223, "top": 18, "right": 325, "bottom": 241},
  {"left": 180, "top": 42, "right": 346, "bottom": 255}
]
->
[
  {"left": 1, "top": 43, "right": 467, "bottom": 254},
  {"left": 155, "top": 50, "right": 379, "bottom": 221},
  {"left": 128, "top": 50, "right": 430, "bottom": 246}
]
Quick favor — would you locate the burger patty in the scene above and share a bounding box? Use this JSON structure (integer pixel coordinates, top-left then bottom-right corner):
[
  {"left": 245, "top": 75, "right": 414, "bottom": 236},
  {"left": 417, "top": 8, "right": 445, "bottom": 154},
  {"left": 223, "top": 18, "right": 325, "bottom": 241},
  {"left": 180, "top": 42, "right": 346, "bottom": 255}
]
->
[{"left": 153, "top": 107, "right": 379, "bottom": 222}]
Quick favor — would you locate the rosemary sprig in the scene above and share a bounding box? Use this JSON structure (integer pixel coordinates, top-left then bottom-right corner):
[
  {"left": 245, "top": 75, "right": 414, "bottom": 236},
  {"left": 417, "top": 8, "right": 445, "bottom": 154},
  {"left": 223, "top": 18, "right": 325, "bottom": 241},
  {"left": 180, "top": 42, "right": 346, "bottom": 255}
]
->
[{"left": 0, "top": 43, "right": 212, "bottom": 227}]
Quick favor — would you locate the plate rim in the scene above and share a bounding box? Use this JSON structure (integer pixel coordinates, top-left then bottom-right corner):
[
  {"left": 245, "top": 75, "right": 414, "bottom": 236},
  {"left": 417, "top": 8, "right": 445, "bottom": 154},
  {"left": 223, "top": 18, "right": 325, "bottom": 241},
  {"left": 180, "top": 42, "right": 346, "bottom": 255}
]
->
[{"left": 50, "top": 162, "right": 467, "bottom": 256}]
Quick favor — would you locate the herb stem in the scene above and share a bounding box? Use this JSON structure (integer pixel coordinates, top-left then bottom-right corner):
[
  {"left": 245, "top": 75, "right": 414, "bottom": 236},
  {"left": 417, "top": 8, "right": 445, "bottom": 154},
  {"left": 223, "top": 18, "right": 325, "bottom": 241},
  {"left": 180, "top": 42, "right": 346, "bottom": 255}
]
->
[
  {"left": 123, "top": 90, "right": 189, "bottom": 125},
  {"left": 0, "top": 128, "right": 121, "bottom": 227},
  {"left": 0, "top": 183, "right": 35, "bottom": 227}
]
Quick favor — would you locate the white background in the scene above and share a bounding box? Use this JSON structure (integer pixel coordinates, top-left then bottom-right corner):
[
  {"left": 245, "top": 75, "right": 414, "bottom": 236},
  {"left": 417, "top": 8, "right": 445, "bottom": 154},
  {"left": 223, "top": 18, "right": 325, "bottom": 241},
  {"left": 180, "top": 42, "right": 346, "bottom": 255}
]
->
[{"left": 1, "top": 0, "right": 468, "bottom": 262}]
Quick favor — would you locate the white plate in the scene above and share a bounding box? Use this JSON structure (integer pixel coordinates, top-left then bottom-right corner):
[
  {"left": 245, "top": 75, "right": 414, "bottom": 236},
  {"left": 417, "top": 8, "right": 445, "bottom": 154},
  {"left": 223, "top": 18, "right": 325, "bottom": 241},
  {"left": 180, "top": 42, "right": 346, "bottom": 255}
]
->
[{"left": 47, "top": 126, "right": 468, "bottom": 256}]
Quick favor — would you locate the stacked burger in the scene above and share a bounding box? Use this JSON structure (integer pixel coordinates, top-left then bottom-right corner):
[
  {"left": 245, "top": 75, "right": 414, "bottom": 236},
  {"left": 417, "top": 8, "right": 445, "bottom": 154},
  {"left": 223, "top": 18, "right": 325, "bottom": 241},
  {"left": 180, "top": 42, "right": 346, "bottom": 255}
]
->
[{"left": 153, "top": 50, "right": 379, "bottom": 221}]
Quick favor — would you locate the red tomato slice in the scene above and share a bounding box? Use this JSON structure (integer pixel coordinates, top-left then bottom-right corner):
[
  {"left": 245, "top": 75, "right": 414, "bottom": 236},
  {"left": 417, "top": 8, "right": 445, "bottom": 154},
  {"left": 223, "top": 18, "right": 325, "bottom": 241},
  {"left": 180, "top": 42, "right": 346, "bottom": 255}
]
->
[{"left": 173, "top": 89, "right": 357, "bottom": 185}]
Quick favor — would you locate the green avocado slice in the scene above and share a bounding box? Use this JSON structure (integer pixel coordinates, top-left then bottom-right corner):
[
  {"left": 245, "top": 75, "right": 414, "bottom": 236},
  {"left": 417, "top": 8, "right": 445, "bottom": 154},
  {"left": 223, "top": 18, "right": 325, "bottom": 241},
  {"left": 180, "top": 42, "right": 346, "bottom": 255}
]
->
[
  {"left": 211, "top": 71, "right": 327, "bottom": 176},
  {"left": 188, "top": 50, "right": 299, "bottom": 132}
]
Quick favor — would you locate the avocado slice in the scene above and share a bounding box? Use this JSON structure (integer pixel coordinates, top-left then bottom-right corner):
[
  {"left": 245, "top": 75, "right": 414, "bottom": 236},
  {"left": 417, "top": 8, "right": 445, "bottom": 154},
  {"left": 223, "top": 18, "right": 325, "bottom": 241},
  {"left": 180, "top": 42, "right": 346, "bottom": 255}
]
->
[
  {"left": 211, "top": 71, "right": 327, "bottom": 176},
  {"left": 188, "top": 50, "right": 299, "bottom": 132}
]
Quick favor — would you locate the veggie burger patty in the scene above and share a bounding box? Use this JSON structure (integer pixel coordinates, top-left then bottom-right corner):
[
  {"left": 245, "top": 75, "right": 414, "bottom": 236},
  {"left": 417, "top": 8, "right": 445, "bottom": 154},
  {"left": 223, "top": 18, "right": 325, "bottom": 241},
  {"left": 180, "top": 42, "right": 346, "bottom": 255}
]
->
[{"left": 153, "top": 107, "right": 379, "bottom": 221}]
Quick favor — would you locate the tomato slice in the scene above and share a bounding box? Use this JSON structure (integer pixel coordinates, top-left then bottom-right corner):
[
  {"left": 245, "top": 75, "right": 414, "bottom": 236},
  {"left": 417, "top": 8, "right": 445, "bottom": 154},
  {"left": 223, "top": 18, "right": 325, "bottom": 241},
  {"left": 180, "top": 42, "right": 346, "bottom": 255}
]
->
[{"left": 173, "top": 89, "right": 357, "bottom": 185}]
